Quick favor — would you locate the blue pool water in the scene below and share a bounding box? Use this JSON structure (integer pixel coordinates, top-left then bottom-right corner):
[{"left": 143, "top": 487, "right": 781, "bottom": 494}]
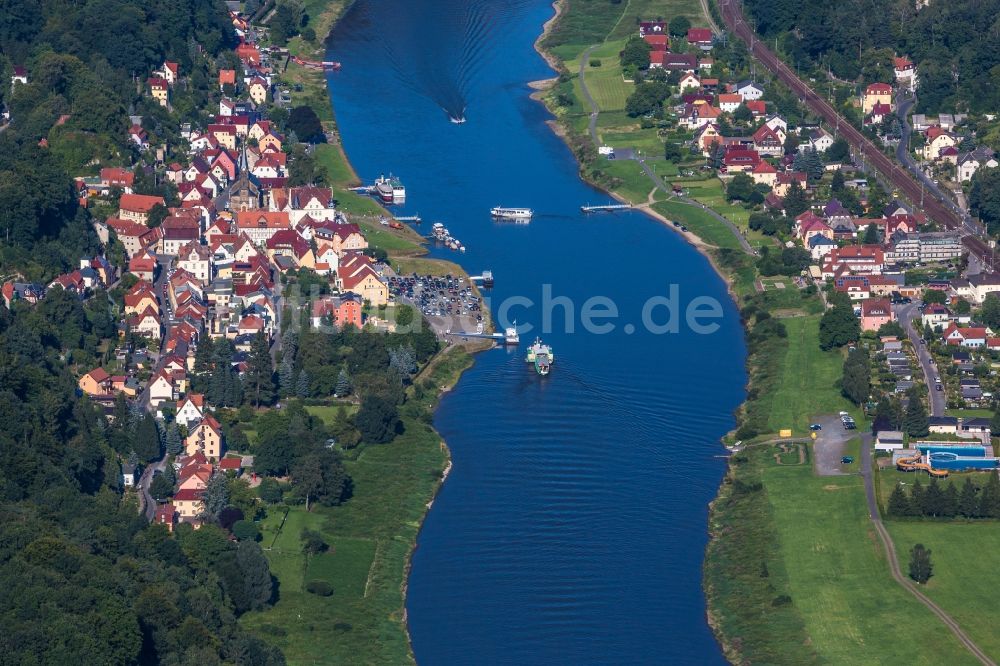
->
[{"left": 918, "top": 445, "right": 987, "bottom": 457}]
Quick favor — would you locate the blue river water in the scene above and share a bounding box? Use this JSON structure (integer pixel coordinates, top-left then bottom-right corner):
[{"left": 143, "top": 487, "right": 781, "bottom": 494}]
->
[{"left": 327, "top": 1, "right": 746, "bottom": 663}]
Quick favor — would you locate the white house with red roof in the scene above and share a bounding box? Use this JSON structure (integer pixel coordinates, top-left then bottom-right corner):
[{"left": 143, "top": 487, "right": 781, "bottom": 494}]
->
[
  {"left": 894, "top": 56, "right": 917, "bottom": 91},
  {"left": 942, "top": 323, "right": 990, "bottom": 348},
  {"left": 176, "top": 393, "right": 206, "bottom": 428},
  {"left": 820, "top": 245, "right": 885, "bottom": 278},
  {"left": 119, "top": 194, "right": 165, "bottom": 225}
]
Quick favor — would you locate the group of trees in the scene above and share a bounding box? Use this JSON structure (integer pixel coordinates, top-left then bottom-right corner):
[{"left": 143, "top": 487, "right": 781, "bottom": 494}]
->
[
  {"left": 744, "top": 0, "right": 1000, "bottom": 113},
  {"left": 888, "top": 475, "right": 1000, "bottom": 520},
  {"left": 624, "top": 80, "right": 672, "bottom": 118},
  {"left": 755, "top": 245, "right": 811, "bottom": 277},
  {"left": 248, "top": 402, "right": 353, "bottom": 510},
  {"left": 819, "top": 292, "right": 860, "bottom": 350},
  {"left": 841, "top": 346, "right": 870, "bottom": 405}
]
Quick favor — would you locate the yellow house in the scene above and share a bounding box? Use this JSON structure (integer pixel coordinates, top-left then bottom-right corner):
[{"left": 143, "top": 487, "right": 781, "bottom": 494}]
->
[
  {"left": 341, "top": 267, "right": 388, "bottom": 306},
  {"left": 148, "top": 77, "right": 169, "bottom": 107},
  {"left": 922, "top": 127, "right": 957, "bottom": 161},
  {"left": 173, "top": 489, "right": 205, "bottom": 519},
  {"left": 862, "top": 83, "right": 893, "bottom": 114},
  {"left": 79, "top": 367, "right": 111, "bottom": 396},
  {"left": 185, "top": 416, "right": 224, "bottom": 462},
  {"left": 258, "top": 132, "right": 283, "bottom": 153}
]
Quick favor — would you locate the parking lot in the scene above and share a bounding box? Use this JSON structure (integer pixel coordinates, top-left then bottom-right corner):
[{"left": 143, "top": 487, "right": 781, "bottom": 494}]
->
[
  {"left": 812, "top": 413, "right": 859, "bottom": 476},
  {"left": 386, "top": 272, "right": 483, "bottom": 336}
]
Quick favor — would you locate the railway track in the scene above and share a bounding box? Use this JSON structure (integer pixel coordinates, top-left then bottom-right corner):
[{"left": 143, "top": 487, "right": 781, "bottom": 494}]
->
[{"left": 716, "top": 0, "right": 997, "bottom": 270}]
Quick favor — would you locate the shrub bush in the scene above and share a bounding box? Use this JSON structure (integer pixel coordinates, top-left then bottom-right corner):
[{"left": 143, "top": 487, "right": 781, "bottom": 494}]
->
[{"left": 306, "top": 580, "right": 334, "bottom": 596}]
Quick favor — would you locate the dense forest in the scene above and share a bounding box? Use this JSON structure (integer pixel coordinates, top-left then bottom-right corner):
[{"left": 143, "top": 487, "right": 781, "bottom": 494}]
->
[
  {"left": 0, "top": 0, "right": 236, "bottom": 281},
  {"left": 744, "top": 0, "right": 1000, "bottom": 113},
  {"left": 0, "top": 2, "right": 291, "bottom": 663}
]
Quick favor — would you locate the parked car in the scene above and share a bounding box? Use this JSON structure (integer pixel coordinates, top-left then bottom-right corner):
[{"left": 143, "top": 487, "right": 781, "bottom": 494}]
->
[
  {"left": 809, "top": 423, "right": 822, "bottom": 431},
  {"left": 841, "top": 456, "right": 855, "bottom": 464}
]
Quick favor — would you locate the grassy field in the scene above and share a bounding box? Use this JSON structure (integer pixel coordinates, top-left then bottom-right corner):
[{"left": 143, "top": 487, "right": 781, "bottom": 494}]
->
[
  {"left": 242, "top": 348, "right": 476, "bottom": 665},
  {"left": 304, "top": 403, "right": 358, "bottom": 426},
  {"left": 392, "top": 256, "right": 466, "bottom": 277},
  {"left": 887, "top": 522, "right": 1000, "bottom": 660},
  {"left": 653, "top": 200, "right": 743, "bottom": 249},
  {"left": 761, "top": 443, "right": 980, "bottom": 665},
  {"left": 766, "top": 316, "right": 856, "bottom": 434}
]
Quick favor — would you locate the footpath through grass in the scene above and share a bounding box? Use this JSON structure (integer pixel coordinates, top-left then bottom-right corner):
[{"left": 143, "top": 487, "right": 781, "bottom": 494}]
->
[
  {"left": 887, "top": 521, "right": 1000, "bottom": 660},
  {"left": 241, "top": 348, "right": 474, "bottom": 664},
  {"left": 707, "top": 440, "right": 982, "bottom": 665}
]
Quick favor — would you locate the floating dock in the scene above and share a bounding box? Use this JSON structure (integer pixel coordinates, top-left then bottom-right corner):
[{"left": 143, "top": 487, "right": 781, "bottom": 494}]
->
[
  {"left": 469, "top": 271, "right": 494, "bottom": 287},
  {"left": 581, "top": 203, "right": 633, "bottom": 213},
  {"left": 394, "top": 215, "right": 422, "bottom": 224}
]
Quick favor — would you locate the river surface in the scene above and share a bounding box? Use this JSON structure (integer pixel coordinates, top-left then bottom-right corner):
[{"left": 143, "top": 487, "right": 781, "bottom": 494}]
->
[{"left": 327, "top": 2, "right": 745, "bottom": 663}]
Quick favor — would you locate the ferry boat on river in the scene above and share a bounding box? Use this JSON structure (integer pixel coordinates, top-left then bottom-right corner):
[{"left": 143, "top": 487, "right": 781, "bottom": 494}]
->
[
  {"left": 375, "top": 175, "right": 406, "bottom": 203},
  {"left": 525, "top": 337, "right": 553, "bottom": 375},
  {"left": 491, "top": 206, "right": 533, "bottom": 221}
]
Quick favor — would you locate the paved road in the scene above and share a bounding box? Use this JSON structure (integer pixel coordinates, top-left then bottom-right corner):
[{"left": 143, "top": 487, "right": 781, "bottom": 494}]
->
[
  {"left": 136, "top": 254, "right": 173, "bottom": 521},
  {"left": 894, "top": 93, "right": 980, "bottom": 235},
  {"left": 896, "top": 302, "right": 946, "bottom": 416},
  {"left": 717, "top": 0, "right": 999, "bottom": 271},
  {"left": 860, "top": 437, "right": 996, "bottom": 665}
]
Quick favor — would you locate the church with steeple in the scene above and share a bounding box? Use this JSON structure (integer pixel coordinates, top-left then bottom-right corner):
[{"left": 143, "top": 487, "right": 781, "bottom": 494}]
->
[{"left": 228, "top": 144, "right": 261, "bottom": 212}]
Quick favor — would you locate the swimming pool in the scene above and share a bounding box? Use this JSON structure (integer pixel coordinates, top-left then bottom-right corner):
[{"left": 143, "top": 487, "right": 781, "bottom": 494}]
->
[
  {"left": 918, "top": 445, "right": 987, "bottom": 457},
  {"left": 928, "top": 452, "right": 1000, "bottom": 470}
]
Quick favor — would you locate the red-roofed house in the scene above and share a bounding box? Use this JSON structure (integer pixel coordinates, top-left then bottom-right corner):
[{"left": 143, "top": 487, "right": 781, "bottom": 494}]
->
[
  {"left": 173, "top": 488, "right": 205, "bottom": 520},
  {"left": 750, "top": 160, "right": 778, "bottom": 187},
  {"left": 154, "top": 503, "right": 177, "bottom": 532},
  {"left": 186, "top": 416, "right": 224, "bottom": 461},
  {"left": 687, "top": 27, "right": 714, "bottom": 49},
  {"left": 311, "top": 293, "right": 363, "bottom": 329},
  {"left": 219, "top": 69, "right": 236, "bottom": 90},
  {"left": 942, "top": 323, "right": 989, "bottom": 347},
  {"left": 147, "top": 77, "right": 169, "bottom": 106},
  {"left": 119, "top": 194, "right": 165, "bottom": 225},
  {"left": 236, "top": 211, "right": 290, "bottom": 245},
  {"left": 722, "top": 148, "right": 760, "bottom": 174},
  {"left": 79, "top": 367, "right": 112, "bottom": 396},
  {"left": 860, "top": 298, "right": 894, "bottom": 331},
  {"left": 821, "top": 245, "right": 885, "bottom": 278},
  {"left": 643, "top": 34, "right": 669, "bottom": 51},
  {"left": 894, "top": 57, "right": 916, "bottom": 91},
  {"left": 746, "top": 100, "right": 766, "bottom": 117},
  {"left": 752, "top": 124, "right": 784, "bottom": 157},
  {"left": 862, "top": 83, "right": 893, "bottom": 114},
  {"left": 100, "top": 168, "right": 135, "bottom": 192},
  {"left": 128, "top": 249, "right": 157, "bottom": 282},
  {"left": 339, "top": 252, "right": 388, "bottom": 306}
]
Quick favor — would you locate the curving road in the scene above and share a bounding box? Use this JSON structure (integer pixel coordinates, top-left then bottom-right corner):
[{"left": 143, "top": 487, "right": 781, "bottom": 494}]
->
[
  {"left": 716, "top": 0, "right": 997, "bottom": 270},
  {"left": 575, "top": 42, "right": 753, "bottom": 254},
  {"left": 894, "top": 93, "right": 980, "bottom": 233},
  {"left": 861, "top": 437, "right": 995, "bottom": 665}
]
